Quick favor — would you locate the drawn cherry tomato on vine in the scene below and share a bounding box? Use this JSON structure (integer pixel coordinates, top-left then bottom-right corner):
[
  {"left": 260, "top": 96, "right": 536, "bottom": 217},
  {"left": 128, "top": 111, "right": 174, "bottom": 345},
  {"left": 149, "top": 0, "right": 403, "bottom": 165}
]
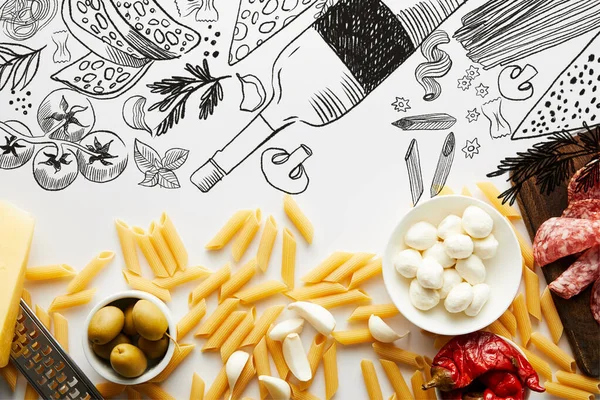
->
[
  {"left": 76, "top": 130, "right": 128, "bottom": 183},
  {"left": 32, "top": 146, "right": 79, "bottom": 191},
  {"left": 0, "top": 120, "right": 35, "bottom": 169},
  {"left": 37, "top": 89, "right": 95, "bottom": 142}
]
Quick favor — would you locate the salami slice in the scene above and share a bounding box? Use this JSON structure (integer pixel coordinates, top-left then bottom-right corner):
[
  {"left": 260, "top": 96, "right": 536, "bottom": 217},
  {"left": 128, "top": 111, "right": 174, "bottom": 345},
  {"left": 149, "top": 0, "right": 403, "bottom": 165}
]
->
[
  {"left": 568, "top": 165, "right": 600, "bottom": 203},
  {"left": 562, "top": 199, "right": 600, "bottom": 220},
  {"left": 592, "top": 278, "right": 600, "bottom": 324},
  {"left": 533, "top": 217, "right": 600, "bottom": 267},
  {"left": 549, "top": 246, "right": 600, "bottom": 299}
]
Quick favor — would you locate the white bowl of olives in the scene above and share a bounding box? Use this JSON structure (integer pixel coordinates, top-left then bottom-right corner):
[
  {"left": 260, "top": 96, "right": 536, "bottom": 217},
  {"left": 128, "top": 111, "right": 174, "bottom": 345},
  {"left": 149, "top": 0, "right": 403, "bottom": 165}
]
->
[{"left": 82, "top": 290, "right": 177, "bottom": 385}]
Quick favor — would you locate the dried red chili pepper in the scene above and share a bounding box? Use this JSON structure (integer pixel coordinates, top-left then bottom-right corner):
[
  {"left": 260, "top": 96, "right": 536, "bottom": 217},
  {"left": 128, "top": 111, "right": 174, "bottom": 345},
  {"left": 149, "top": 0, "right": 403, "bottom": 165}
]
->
[
  {"left": 479, "top": 371, "right": 526, "bottom": 400},
  {"left": 423, "top": 332, "right": 544, "bottom": 393}
]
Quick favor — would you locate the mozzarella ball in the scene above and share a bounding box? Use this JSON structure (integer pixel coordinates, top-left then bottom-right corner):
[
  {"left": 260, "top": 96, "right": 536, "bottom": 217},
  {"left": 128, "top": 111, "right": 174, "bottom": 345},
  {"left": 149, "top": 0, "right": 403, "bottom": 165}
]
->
[
  {"left": 473, "top": 234, "right": 499, "bottom": 260},
  {"left": 462, "top": 206, "right": 494, "bottom": 239},
  {"left": 443, "top": 234, "right": 474, "bottom": 259},
  {"left": 416, "top": 258, "right": 444, "bottom": 289},
  {"left": 405, "top": 222, "right": 438, "bottom": 250},
  {"left": 465, "top": 283, "right": 491, "bottom": 317},
  {"left": 444, "top": 282, "right": 475, "bottom": 313},
  {"left": 437, "top": 215, "right": 463, "bottom": 240},
  {"left": 438, "top": 269, "right": 463, "bottom": 299},
  {"left": 409, "top": 279, "right": 440, "bottom": 311},
  {"left": 455, "top": 255, "right": 486, "bottom": 285},
  {"left": 423, "top": 242, "right": 456, "bottom": 268},
  {"left": 394, "top": 249, "right": 421, "bottom": 278}
]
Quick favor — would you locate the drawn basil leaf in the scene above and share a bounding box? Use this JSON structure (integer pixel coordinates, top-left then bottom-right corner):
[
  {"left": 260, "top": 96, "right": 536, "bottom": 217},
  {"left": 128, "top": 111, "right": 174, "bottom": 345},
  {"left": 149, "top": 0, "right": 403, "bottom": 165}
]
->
[
  {"left": 139, "top": 171, "right": 159, "bottom": 187},
  {"left": 134, "top": 139, "right": 163, "bottom": 173},
  {"left": 161, "top": 148, "right": 189, "bottom": 170},
  {"left": 157, "top": 168, "right": 180, "bottom": 189}
]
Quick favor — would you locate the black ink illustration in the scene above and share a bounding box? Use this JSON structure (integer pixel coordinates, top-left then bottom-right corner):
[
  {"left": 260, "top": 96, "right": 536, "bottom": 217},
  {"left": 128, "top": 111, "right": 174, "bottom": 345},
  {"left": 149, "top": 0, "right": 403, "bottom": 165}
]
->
[
  {"left": 405, "top": 139, "right": 423, "bottom": 206},
  {"left": 488, "top": 124, "right": 600, "bottom": 205},
  {"left": 175, "top": 0, "right": 219, "bottom": 22},
  {"left": 200, "top": 24, "right": 222, "bottom": 59},
  {"left": 392, "top": 113, "right": 456, "bottom": 131},
  {"left": 8, "top": 90, "right": 33, "bottom": 116},
  {"left": 122, "top": 96, "right": 152, "bottom": 135},
  {"left": 464, "top": 65, "right": 480, "bottom": 80},
  {"left": 454, "top": 0, "right": 600, "bottom": 69},
  {"left": 51, "top": 31, "right": 72, "bottom": 64},
  {"left": 38, "top": 89, "right": 95, "bottom": 142},
  {"left": 76, "top": 130, "right": 128, "bottom": 183},
  {"left": 392, "top": 97, "right": 411, "bottom": 112},
  {"left": 53, "top": 0, "right": 201, "bottom": 99},
  {"left": 474, "top": 83, "right": 489, "bottom": 98},
  {"left": 0, "top": 43, "right": 44, "bottom": 91},
  {"left": 498, "top": 64, "right": 537, "bottom": 102},
  {"left": 228, "top": 0, "right": 316, "bottom": 65},
  {"left": 191, "top": 0, "right": 466, "bottom": 193},
  {"left": 431, "top": 132, "right": 455, "bottom": 197},
  {"left": 0, "top": 0, "right": 58, "bottom": 41},
  {"left": 415, "top": 30, "right": 452, "bottom": 101},
  {"left": 465, "top": 108, "right": 480, "bottom": 123},
  {"left": 315, "top": 0, "right": 336, "bottom": 19},
  {"left": 462, "top": 138, "right": 480, "bottom": 159},
  {"left": 482, "top": 97, "right": 511, "bottom": 140},
  {"left": 261, "top": 145, "right": 313, "bottom": 194},
  {"left": 238, "top": 73, "right": 267, "bottom": 113},
  {"left": 147, "top": 60, "right": 231, "bottom": 136},
  {"left": 512, "top": 32, "right": 600, "bottom": 141},
  {"left": 134, "top": 139, "right": 189, "bottom": 189},
  {"left": 0, "top": 120, "right": 35, "bottom": 170},
  {"left": 457, "top": 76, "right": 471, "bottom": 91}
]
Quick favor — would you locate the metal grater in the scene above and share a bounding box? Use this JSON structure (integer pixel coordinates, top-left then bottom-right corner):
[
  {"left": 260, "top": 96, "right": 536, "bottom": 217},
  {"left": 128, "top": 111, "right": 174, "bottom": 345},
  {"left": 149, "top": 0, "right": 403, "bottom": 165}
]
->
[{"left": 9, "top": 300, "right": 104, "bottom": 400}]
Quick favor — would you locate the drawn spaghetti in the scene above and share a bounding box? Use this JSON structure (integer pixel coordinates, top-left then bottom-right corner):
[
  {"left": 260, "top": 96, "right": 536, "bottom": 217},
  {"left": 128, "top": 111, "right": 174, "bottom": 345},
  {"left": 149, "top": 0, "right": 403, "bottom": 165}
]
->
[
  {"left": 414, "top": 30, "right": 452, "bottom": 101},
  {"left": 0, "top": 0, "right": 58, "bottom": 41}
]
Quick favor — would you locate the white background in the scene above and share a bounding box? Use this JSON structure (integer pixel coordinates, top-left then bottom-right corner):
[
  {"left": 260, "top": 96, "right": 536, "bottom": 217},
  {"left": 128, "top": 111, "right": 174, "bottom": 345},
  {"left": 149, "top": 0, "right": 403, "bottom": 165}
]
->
[{"left": 1, "top": 0, "right": 598, "bottom": 398}]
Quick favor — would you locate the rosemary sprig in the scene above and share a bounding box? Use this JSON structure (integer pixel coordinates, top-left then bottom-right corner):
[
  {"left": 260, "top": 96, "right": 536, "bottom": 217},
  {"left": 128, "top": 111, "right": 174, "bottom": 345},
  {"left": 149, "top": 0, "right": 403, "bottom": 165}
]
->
[
  {"left": 147, "top": 59, "right": 230, "bottom": 136},
  {"left": 487, "top": 123, "right": 600, "bottom": 205}
]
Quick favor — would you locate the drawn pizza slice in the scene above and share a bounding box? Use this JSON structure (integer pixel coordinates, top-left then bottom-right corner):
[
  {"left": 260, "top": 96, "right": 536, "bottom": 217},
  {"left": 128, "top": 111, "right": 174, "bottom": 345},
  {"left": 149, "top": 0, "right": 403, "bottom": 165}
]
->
[{"left": 228, "top": 0, "right": 319, "bottom": 65}]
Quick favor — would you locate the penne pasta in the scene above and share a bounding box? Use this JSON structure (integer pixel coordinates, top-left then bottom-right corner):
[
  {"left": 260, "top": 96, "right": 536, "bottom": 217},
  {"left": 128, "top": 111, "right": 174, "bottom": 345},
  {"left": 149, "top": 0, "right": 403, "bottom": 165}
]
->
[
  {"left": 541, "top": 287, "right": 563, "bottom": 344},
  {"left": 487, "top": 319, "right": 512, "bottom": 339},
  {"left": 297, "top": 334, "right": 327, "bottom": 391},
  {"left": 26, "top": 264, "right": 76, "bottom": 281},
  {"left": 189, "top": 263, "right": 231, "bottom": 305},
  {"left": 206, "top": 210, "right": 252, "bottom": 250},
  {"left": 177, "top": 299, "right": 207, "bottom": 339},
  {"left": 220, "top": 309, "right": 255, "bottom": 362},
  {"left": 517, "top": 345, "right": 553, "bottom": 382},
  {"left": 153, "top": 266, "right": 212, "bottom": 290},
  {"left": 0, "top": 363, "right": 17, "bottom": 391},
  {"left": 205, "top": 365, "right": 227, "bottom": 400},
  {"left": 290, "top": 384, "right": 320, "bottom": 400},
  {"left": 126, "top": 387, "right": 142, "bottom": 400},
  {"left": 555, "top": 371, "right": 600, "bottom": 394},
  {"left": 476, "top": 182, "right": 521, "bottom": 220},
  {"left": 433, "top": 335, "right": 453, "bottom": 350},
  {"left": 219, "top": 258, "right": 258, "bottom": 302},
  {"left": 437, "top": 186, "right": 454, "bottom": 195},
  {"left": 189, "top": 372, "right": 205, "bottom": 400},
  {"left": 123, "top": 270, "right": 171, "bottom": 302},
  {"left": 22, "top": 288, "right": 32, "bottom": 307},
  {"left": 233, "top": 280, "right": 288, "bottom": 305},
  {"left": 224, "top": 358, "right": 255, "bottom": 400},
  {"left": 159, "top": 212, "right": 188, "bottom": 271},
  {"left": 253, "top": 337, "right": 271, "bottom": 400},
  {"left": 499, "top": 308, "right": 517, "bottom": 337},
  {"left": 195, "top": 298, "right": 239, "bottom": 337},
  {"left": 149, "top": 343, "right": 195, "bottom": 383},
  {"left": 332, "top": 328, "right": 374, "bottom": 345},
  {"left": 380, "top": 359, "right": 414, "bottom": 400},
  {"left": 286, "top": 282, "right": 348, "bottom": 301},
  {"left": 67, "top": 251, "right": 115, "bottom": 293},
  {"left": 96, "top": 382, "right": 126, "bottom": 398},
  {"left": 411, "top": 370, "right": 427, "bottom": 400},
  {"left": 361, "top": 359, "right": 384, "bottom": 400},
  {"left": 283, "top": 194, "right": 314, "bottom": 244},
  {"left": 323, "top": 342, "right": 339, "bottom": 400},
  {"left": 53, "top": 312, "right": 69, "bottom": 352},
  {"left": 135, "top": 384, "right": 176, "bottom": 400},
  {"left": 149, "top": 221, "right": 178, "bottom": 276},
  {"left": 256, "top": 215, "right": 277, "bottom": 272},
  {"left": 35, "top": 304, "right": 51, "bottom": 330},
  {"left": 512, "top": 293, "right": 532, "bottom": 346},
  {"left": 348, "top": 304, "right": 399, "bottom": 322},
  {"left": 132, "top": 227, "right": 169, "bottom": 278},
  {"left": 48, "top": 288, "right": 96, "bottom": 312},
  {"left": 282, "top": 228, "right": 296, "bottom": 289},
  {"left": 544, "top": 381, "right": 595, "bottom": 400},
  {"left": 232, "top": 209, "right": 262, "bottom": 262},
  {"left": 310, "top": 289, "right": 371, "bottom": 309},
  {"left": 115, "top": 219, "right": 141, "bottom": 275},
  {"left": 373, "top": 343, "right": 425, "bottom": 369},
  {"left": 530, "top": 332, "right": 576, "bottom": 372},
  {"left": 461, "top": 186, "right": 472, "bottom": 196},
  {"left": 349, "top": 258, "right": 383, "bottom": 289},
  {"left": 241, "top": 305, "right": 285, "bottom": 347},
  {"left": 302, "top": 252, "right": 354, "bottom": 283},
  {"left": 511, "top": 222, "right": 534, "bottom": 270},
  {"left": 266, "top": 327, "right": 289, "bottom": 379},
  {"left": 24, "top": 383, "right": 38, "bottom": 400},
  {"left": 202, "top": 311, "right": 247, "bottom": 352},
  {"left": 324, "top": 252, "right": 375, "bottom": 283},
  {"left": 523, "top": 265, "right": 542, "bottom": 320}
]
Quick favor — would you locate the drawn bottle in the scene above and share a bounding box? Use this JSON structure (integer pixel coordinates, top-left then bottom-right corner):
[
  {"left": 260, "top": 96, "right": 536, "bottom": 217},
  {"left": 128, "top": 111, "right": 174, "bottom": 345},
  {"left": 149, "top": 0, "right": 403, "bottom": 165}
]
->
[{"left": 191, "top": 0, "right": 465, "bottom": 192}]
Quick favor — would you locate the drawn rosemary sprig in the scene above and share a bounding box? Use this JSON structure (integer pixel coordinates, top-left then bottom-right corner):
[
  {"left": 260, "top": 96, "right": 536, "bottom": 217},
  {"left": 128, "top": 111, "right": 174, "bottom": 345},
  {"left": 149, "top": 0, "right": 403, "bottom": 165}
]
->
[
  {"left": 147, "top": 59, "right": 230, "bottom": 136},
  {"left": 487, "top": 123, "right": 600, "bottom": 205}
]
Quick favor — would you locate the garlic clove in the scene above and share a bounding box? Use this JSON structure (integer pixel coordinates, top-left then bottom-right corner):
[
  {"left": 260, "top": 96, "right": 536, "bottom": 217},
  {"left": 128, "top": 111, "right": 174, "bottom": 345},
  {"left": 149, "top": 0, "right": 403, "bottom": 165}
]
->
[
  {"left": 122, "top": 95, "right": 152, "bottom": 134},
  {"left": 288, "top": 301, "right": 336, "bottom": 336},
  {"left": 258, "top": 375, "right": 291, "bottom": 400},
  {"left": 282, "top": 333, "right": 312, "bottom": 382},
  {"left": 368, "top": 315, "right": 408, "bottom": 343},
  {"left": 268, "top": 318, "right": 304, "bottom": 341},
  {"left": 226, "top": 350, "right": 249, "bottom": 397},
  {"left": 237, "top": 73, "right": 266, "bottom": 113}
]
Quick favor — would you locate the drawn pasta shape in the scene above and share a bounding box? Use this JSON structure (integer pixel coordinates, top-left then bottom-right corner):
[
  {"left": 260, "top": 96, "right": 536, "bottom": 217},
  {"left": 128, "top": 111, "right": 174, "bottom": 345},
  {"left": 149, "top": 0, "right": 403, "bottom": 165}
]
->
[
  {"left": 405, "top": 139, "right": 424, "bottom": 206},
  {"left": 67, "top": 251, "right": 115, "bottom": 293},
  {"left": 414, "top": 30, "right": 452, "bottom": 101}
]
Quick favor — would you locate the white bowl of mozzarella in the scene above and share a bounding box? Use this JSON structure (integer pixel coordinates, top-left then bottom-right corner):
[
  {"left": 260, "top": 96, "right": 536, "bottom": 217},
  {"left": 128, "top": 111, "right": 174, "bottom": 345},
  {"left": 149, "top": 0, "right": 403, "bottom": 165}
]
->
[{"left": 382, "top": 195, "right": 522, "bottom": 335}]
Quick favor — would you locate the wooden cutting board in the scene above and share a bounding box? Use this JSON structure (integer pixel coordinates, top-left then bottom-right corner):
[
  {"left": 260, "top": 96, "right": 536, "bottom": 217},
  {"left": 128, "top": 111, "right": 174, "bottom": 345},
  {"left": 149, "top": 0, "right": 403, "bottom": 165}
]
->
[{"left": 513, "top": 146, "right": 599, "bottom": 378}]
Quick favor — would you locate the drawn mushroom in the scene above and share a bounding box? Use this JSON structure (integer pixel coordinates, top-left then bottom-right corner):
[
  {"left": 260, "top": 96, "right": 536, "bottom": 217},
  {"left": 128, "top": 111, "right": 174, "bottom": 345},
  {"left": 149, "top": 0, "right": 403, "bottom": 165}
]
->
[{"left": 261, "top": 145, "right": 312, "bottom": 194}]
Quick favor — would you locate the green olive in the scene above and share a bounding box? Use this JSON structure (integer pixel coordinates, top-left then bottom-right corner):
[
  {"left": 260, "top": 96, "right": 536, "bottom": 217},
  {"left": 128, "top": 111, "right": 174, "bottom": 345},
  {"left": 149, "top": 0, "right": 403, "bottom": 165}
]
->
[
  {"left": 132, "top": 300, "right": 168, "bottom": 341},
  {"left": 110, "top": 344, "right": 147, "bottom": 378},
  {"left": 137, "top": 335, "right": 169, "bottom": 359},
  {"left": 92, "top": 333, "right": 131, "bottom": 360},
  {"left": 88, "top": 306, "right": 125, "bottom": 345},
  {"left": 122, "top": 303, "right": 137, "bottom": 336}
]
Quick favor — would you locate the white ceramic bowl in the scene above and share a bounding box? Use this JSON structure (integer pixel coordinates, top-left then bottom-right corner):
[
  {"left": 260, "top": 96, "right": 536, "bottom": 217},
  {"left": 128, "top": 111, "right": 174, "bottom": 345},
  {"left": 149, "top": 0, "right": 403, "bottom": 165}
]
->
[
  {"left": 382, "top": 195, "right": 522, "bottom": 335},
  {"left": 82, "top": 290, "right": 176, "bottom": 385}
]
